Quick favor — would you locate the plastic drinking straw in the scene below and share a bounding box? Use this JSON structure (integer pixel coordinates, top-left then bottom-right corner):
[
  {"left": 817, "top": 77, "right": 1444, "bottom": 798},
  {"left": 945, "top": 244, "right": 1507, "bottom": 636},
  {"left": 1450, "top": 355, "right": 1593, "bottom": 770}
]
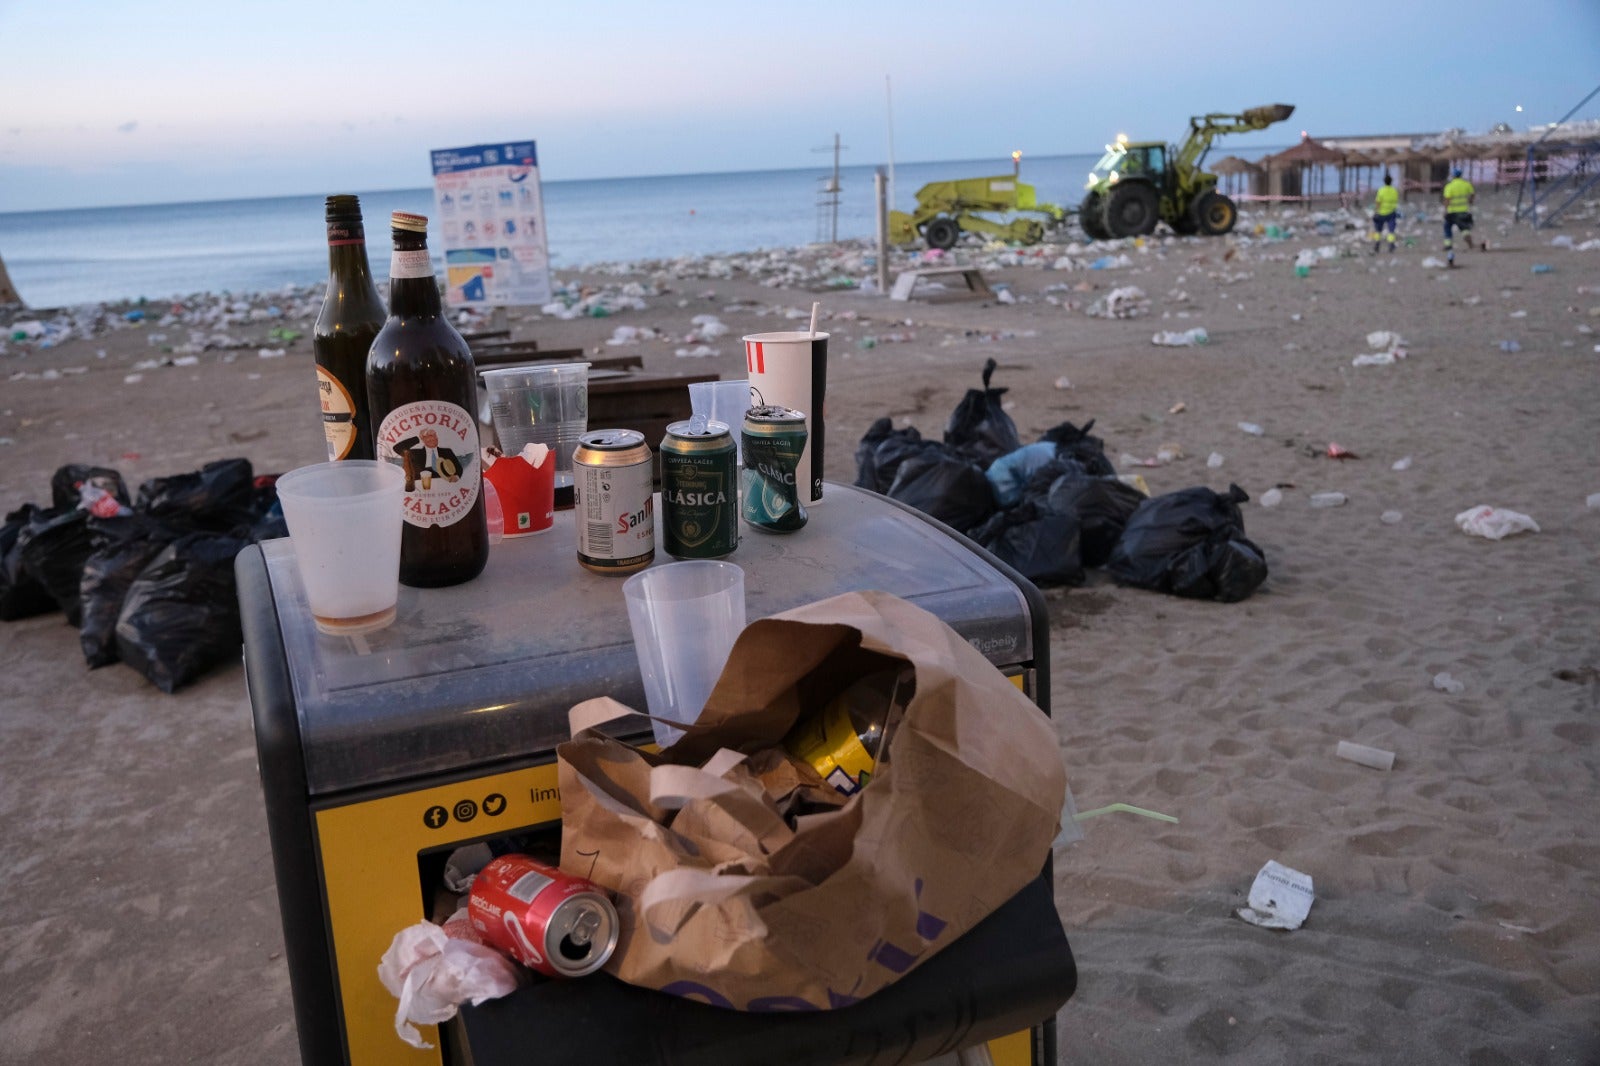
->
[
  {"left": 809, "top": 301, "right": 820, "bottom": 336},
  {"left": 1073, "top": 803, "right": 1179, "bottom": 824}
]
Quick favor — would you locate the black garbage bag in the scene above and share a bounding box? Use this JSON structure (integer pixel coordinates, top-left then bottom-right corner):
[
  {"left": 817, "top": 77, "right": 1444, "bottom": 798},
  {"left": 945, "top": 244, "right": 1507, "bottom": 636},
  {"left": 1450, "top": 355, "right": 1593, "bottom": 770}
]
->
[
  {"left": 944, "top": 358, "right": 1022, "bottom": 466},
  {"left": 15, "top": 506, "right": 95, "bottom": 625},
  {"left": 1047, "top": 474, "right": 1149, "bottom": 568},
  {"left": 854, "top": 418, "right": 932, "bottom": 495},
  {"left": 1106, "top": 484, "right": 1268, "bottom": 602},
  {"left": 2, "top": 504, "right": 60, "bottom": 621},
  {"left": 245, "top": 475, "right": 288, "bottom": 542},
  {"left": 135, "top": 458, "right": 256, "bottom": 532},
  {"left": 1041, "top": 419, "right": 1116, "bottom": 478},
  {"left": 972, "top": 499, "right": 1084, "bottom": 588},
  {"left": 78, "top": 516, "right": 180, "bottom": 669},
  {"left": 51, "top": 465, "right": 130, "bottom": 510},
  {"left": 115, "top": 532, "right": 247, "bottom": 693},
  {"left": 885, "top": 445, "right": 996, "bottom": 534}
]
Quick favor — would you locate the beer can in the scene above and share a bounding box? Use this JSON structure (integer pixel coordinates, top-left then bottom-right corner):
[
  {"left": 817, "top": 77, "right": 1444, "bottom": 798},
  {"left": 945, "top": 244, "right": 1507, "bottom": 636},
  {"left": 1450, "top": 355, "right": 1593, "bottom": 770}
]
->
[
  {"left": 661, "top": 419, "right": 738, "bottom": 559},
  {"left": 740, "top": 405, "right": 808, "bottom": 534},
  {"left": 573, "top": 428, "right": 655, "bottom": 573},
  {"left": 468, "top": 854, "right": 619, "bottom": 978}
]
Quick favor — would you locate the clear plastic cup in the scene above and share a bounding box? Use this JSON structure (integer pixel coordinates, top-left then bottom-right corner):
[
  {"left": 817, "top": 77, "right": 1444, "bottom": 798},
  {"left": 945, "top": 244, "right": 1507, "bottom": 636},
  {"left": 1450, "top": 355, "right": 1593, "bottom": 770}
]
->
[
  {"left": 484, "top": 363, "right": 590, "bottom": 489},
  {"left": 688, "top": 379, "right": 753, "bottom": 463},
  {"left": 275, "top": 460, "right": 405, "bottom": 636},
  {"left": 622, "top": 560, "right": 746, "bottom": 746}
]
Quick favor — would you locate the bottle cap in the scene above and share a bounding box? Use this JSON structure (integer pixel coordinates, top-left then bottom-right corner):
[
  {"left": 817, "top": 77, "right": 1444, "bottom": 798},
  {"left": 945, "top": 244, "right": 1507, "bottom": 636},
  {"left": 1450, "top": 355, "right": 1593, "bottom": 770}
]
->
[{"left": 391, "top": 211, "right": 429, "bottom": 232}]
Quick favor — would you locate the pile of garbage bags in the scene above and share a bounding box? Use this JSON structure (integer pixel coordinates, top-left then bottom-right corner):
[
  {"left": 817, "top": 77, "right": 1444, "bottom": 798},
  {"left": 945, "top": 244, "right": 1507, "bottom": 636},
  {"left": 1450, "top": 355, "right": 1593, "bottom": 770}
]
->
[
  {"left": 855, "top": 359, "right": 1268, "bottom": 602},
  {"left": 0, "top": 459, "right": 285, "bottom": 691}
]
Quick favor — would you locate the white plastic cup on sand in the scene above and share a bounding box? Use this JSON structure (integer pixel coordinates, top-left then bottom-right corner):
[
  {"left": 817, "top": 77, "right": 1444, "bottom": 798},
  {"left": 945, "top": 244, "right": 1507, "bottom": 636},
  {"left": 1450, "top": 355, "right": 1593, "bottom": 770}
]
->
[
  {"left": 688, "top": 379, "right": 753, "bottom": 463},
  {"left": 744, "top": 331, "right": 827, "bottom": 504},
  {"left": 622, "top": 560, "right": 746, "bottom": 747},
  {"left": 484, "top": 363, "right": 589, "bottom": 489},
  {"left": 275, "top": 460, "right": 405, "bottom": 636}
]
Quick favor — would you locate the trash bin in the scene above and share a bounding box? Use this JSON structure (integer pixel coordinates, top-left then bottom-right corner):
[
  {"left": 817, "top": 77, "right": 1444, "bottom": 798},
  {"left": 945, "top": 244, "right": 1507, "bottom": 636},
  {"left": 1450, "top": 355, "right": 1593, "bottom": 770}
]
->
[{"left": 238, "top": 482, "right": 1072, "bottom": 1066}]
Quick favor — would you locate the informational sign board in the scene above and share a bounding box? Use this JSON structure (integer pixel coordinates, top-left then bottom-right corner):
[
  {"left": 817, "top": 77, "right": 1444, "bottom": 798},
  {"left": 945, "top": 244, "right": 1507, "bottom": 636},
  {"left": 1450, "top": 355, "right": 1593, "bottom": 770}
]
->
[{"left": 430, "top": 140, "right": 551, "bottom": 307}]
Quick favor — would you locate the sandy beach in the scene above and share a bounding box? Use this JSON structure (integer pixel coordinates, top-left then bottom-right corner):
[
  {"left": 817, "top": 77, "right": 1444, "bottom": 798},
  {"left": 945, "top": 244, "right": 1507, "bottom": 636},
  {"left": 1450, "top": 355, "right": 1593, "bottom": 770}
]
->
[{"left": 2, "top": 190, "right": 1598, "bottom": 1064}]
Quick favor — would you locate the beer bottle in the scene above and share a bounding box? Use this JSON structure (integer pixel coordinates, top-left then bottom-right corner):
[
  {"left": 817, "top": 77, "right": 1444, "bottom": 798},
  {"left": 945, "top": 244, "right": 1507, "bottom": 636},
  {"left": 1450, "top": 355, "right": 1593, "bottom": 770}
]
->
[
  {"left": 313, "top": 195, "right": 386, "bottom": 461},
  {"left": 366, "top": 212, "right": 489, "bottom": 588}
]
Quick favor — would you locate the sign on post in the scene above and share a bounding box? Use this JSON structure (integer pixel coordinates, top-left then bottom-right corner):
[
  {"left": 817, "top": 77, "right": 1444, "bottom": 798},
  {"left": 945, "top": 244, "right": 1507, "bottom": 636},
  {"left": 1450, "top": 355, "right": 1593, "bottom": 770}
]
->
[{"left": 430, "top": 140, "right": 552, "bottom": 307}]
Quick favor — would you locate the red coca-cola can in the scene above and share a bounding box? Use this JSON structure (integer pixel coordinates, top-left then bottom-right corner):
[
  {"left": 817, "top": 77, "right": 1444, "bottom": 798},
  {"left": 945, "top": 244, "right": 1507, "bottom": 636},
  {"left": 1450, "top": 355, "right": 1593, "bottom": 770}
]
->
[{"left": 468, "top": 855, "right": 619, "bottom": 978}]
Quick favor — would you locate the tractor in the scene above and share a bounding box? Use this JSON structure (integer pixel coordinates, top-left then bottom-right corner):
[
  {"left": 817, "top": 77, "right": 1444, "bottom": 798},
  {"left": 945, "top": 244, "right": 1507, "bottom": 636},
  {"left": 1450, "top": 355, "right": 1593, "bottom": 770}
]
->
[
  {"left": 1079, "top": 104, "right": 1295, "bottom": 240},
  {"left": 889, "top": 171, "right": 1067, "bottom": 250}
]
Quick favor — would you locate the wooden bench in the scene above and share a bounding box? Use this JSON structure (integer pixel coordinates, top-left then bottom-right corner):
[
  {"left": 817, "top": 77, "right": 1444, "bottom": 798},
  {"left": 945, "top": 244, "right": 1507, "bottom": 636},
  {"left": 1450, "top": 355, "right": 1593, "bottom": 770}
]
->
[{"left": 889, "top": 266, "right": 993, "bottom": 302}]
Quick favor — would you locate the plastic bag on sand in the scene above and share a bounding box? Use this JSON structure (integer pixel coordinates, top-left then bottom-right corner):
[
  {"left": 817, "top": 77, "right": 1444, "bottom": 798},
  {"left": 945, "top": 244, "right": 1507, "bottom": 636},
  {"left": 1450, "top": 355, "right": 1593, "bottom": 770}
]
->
[
  {"left": 1107, "top": 483, "right": 1269, "bottom": 602},
  {"left": 1041, "top": 419, "right": 1116, "bottom": 477},
  {"left": 135, "top": 457, "right": 256, "bottom": 533},
  {"left": 853, "top": 418, "right": 931, "bottom": 495},
  {"left": 972, "top": 499, "right": 1083, "bottom": 587},
  {"left": 885, "top": 447, "right": 996, "bottom": 534},
  {"left": 78, "top": 515, "right": 178, "bottom": 669},
  {"left": 379, "top": 911, "right": 520, "bottom": 1050},
  {"left": 1454, "top": 506, "right": 1539, "bottom": 540},
  {"left": 1047, "top": 474, "right": 1148, "bottom": 568},
  {"left": 986, "top": 442, "right": 1061, "bottom": 508},
  {"left": 944, "top": 358, "right": 1022, "bottom": 465},
  {"left": 1086, "top": 286, "right": 1148, "bottom": 319},
  {"left": 1, "top": 504, "right": 59, "bottom": 620},
  {"left": 15, "top": 506, "right": 95, "bottom": 625},
  {"left": 115, "top": 532, "right": 247, "bottom": 692}
]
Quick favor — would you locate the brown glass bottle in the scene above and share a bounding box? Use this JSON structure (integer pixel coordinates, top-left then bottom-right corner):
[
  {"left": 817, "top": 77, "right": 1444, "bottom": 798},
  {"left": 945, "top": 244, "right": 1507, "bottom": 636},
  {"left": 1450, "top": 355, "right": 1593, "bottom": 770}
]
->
[
  {"left": 366, "top": 212, "right": 489, "bottom": 587},
  {"left": 313, "top": 195, "right": 386, "bottom": 461}
]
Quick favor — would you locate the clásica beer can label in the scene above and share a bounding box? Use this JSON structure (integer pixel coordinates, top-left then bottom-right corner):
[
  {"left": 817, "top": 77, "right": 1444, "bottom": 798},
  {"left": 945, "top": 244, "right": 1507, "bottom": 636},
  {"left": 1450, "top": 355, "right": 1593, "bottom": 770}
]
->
[
  {"left": 661, "top": 419, "right": 737, "bottom": 559},
  {"left": 375, "top": 399, "right": 481, "bottom": 528}
]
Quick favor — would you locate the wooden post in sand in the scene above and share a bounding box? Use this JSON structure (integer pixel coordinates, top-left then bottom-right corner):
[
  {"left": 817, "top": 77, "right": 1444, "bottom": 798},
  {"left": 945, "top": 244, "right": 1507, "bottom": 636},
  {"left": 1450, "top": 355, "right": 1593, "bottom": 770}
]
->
[{"left": 0, "top": 251, "right": 21, "bottom": 306}]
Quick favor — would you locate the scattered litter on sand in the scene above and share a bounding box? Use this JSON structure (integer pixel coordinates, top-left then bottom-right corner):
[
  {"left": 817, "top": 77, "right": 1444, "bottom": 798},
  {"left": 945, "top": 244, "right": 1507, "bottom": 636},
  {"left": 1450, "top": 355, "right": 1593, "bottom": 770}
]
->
[
  {"left": 1433, "top": 672, "right": 1466, "bottom": 694},
  {"left": 1336, "top": 741, "right": 1395, "bottom": 771},
  {"left": 1237, "top": 861, "right": 1315, "bottom": 931},
  {"left": 1455, "top": 505, "right": 1540, "bottom": 539}
]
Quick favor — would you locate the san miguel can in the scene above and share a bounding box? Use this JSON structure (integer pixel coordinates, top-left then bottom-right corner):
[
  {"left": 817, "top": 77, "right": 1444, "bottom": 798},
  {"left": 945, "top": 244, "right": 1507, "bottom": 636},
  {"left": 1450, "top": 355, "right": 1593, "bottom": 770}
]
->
[
  {"left": 741, "top": 405, "right": 808, "bottom": 533},
  {"left": 573, "top": 428, "right": 655, "bottom": 573},
  {"left": 661, "top": 419, "right": 738, "bottom": 559},
  {"left": 468, "top": 854, "right": 619, "bottom": 977}
]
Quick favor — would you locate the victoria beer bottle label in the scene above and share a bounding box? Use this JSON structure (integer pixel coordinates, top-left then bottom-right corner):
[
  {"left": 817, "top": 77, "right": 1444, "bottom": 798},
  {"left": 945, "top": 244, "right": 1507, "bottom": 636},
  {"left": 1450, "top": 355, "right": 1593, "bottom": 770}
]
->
[
  {"left": 313, "top": 195, "right": 386, "bottom": 461},
  {"left": 366, "top": 211, "right": 489, "bottom": 587}
]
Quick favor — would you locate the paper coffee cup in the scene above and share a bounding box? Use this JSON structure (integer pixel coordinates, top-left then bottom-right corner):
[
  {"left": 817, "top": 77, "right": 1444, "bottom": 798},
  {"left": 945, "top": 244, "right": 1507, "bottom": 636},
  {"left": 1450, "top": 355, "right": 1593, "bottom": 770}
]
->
[{"left": 744, "top": 331, "right": 827, "bottom": 504}]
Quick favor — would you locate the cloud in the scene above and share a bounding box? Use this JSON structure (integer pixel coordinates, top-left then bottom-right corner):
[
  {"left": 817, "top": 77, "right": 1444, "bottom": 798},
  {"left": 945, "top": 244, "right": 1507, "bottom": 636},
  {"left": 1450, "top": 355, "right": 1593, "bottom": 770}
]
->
[{"left": 117, "top": 120, "right": 138, "bottom": 133}]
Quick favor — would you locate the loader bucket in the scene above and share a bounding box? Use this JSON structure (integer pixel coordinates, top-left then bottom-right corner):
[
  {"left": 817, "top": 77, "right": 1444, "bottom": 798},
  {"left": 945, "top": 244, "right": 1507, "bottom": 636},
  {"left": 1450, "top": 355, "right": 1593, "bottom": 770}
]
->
[{"left": 1244, "top": 104, "right": 1295, "bottom": 125}]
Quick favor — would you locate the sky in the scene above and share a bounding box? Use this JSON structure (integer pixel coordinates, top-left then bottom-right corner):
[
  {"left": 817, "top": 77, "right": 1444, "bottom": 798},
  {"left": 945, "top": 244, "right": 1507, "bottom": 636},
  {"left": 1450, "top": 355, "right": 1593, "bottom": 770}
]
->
[{"left": 1, "top": 0, "right": 1597, "bottom": 213}]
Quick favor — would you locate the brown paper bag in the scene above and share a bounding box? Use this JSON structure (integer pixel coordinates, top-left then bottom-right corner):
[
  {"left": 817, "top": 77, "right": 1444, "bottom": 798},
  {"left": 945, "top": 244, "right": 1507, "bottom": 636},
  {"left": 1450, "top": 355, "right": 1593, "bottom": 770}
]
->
[{"left": 558, "top": 589, "right": 1066, "bottom": 1011}]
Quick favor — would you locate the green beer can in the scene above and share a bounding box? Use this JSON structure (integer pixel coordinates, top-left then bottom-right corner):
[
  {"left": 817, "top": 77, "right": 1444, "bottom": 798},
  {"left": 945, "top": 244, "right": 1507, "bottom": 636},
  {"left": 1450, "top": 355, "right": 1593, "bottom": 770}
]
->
[
  {"left": 740, "top": 405, "right": 808, "bottom": 534},
  {"left": 661, "top": 418, "right": 739, "bottom": 559}
]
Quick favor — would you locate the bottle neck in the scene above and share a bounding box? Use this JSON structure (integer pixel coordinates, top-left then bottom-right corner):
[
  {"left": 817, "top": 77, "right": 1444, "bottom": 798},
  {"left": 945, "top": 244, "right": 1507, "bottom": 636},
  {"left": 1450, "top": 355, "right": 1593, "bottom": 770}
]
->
[
  {"left": 325, "top": 237, "right": 376, "bottom": 290},
  {"left": 387, "top": 231, "right": 441, "bottom": 317}
]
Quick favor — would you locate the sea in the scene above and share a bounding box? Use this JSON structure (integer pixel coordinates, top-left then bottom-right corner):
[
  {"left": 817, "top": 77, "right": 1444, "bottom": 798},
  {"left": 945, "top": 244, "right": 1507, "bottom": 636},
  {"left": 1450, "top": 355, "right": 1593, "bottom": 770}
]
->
[{"left": 0, "top": 148, "right": 1286, "bottom": 310}]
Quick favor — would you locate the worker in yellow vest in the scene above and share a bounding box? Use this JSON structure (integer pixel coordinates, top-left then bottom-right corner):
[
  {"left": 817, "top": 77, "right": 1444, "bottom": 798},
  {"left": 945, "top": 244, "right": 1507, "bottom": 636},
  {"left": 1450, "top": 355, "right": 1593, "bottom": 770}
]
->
[
  {"left": 1441, "top": 168, "right": 1476, "bottom": 267},
  {"left": 1371, "top": 173, "right": 1400, "bottom": 254}
]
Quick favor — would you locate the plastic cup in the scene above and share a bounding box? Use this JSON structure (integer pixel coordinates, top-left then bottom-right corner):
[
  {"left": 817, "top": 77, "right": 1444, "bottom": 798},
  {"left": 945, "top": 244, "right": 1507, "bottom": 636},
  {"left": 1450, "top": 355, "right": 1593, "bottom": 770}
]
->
[
  {"left": 688, "top": 379, "right": 753, "bottom": 463},
  {"left": 743, "top": 331, "right": 827, "bottom": 504},
  {"left": 622, "top": 560, "right": 746, "bottom": 747},
  {"left": 275, "top": 460, "right": 404, "bottom": 636},
  {"left": 484, "top": 363, "right": 589, "bottom": 489}
]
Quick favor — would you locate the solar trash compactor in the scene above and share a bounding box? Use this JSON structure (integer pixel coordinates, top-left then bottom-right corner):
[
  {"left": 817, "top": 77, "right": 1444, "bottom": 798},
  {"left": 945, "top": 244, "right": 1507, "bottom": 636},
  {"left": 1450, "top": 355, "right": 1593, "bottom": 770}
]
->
[{"left": 238, "top": 483, "right": 1075, "bottom": 1066}]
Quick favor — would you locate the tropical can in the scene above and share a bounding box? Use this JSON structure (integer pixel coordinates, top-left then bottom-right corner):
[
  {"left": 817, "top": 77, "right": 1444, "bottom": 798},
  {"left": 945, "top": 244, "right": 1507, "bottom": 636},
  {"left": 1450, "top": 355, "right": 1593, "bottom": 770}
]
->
[{"left": 740, "top": 405, "right": 808, "bottom": 534}]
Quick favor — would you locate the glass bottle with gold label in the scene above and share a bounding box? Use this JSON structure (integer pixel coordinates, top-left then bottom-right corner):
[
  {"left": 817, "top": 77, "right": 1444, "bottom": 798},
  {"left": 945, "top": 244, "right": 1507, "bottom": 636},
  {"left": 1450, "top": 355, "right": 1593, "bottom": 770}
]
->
[{"left": 313, "top": 194, "right": 386, "bottom": 461}]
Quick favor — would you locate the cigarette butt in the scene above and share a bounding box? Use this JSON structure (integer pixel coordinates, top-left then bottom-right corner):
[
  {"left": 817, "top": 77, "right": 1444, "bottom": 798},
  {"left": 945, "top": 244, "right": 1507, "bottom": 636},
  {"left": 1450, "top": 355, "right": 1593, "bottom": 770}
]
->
[{"left": 1337, "top": 741, "right": 1395, "bottom": 771}]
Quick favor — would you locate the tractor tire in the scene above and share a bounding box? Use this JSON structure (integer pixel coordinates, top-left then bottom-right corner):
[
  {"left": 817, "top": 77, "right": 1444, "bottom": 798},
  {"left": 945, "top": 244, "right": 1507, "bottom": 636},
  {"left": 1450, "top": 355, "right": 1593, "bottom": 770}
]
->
[
  {"left": 1193, "top": 191, "right": 1238, "bottom": 236},
  {"left": 1104, "top": 183, "right": 1159, "bottom": 238},
  {"left": 1079, "top": 193, "right": 1109, "bottom": 241},
  {"left": 924, "top": 217, "right": 960, "bottom": 250}
]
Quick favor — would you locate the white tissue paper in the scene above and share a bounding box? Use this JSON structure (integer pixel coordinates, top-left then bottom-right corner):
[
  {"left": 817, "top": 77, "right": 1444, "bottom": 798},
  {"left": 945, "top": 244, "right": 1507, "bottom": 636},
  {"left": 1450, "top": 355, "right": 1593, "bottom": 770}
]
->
[{"left": 377, "top": 910, "right": 521, "bottom": 1049}]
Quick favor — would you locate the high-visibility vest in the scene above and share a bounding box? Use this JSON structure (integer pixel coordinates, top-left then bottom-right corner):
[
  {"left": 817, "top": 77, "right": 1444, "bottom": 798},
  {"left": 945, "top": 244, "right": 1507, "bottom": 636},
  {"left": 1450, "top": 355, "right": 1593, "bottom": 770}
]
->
[
  {"left": 1443, "top": 178, "right": 1474, "bottom": 213},
  {"left": 1375, "top": 185, "right": 1399, "bottom": 216}
]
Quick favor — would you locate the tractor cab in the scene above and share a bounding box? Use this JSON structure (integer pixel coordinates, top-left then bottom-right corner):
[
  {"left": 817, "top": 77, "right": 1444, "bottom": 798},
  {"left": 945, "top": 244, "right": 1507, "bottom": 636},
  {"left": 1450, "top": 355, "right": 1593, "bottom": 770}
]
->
[{"left": 1087, "top": 139, "right": 1170, "bottom": 193}]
